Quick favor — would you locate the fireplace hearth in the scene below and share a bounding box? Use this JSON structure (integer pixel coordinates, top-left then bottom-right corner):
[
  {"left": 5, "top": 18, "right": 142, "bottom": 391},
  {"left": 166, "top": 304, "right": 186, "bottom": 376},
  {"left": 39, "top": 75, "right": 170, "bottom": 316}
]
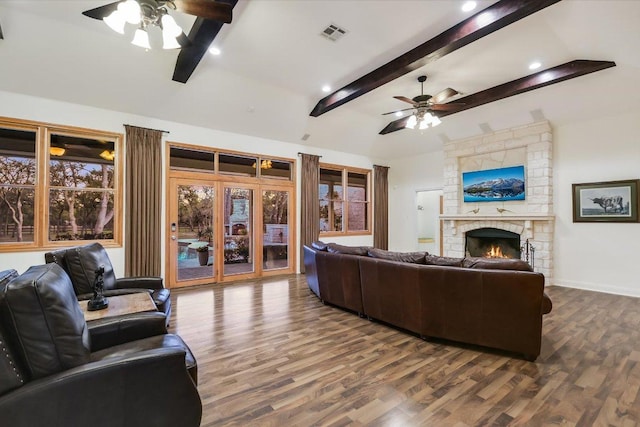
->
[{"left": 466, "top": 228, "right": 521, "bottom": 259}]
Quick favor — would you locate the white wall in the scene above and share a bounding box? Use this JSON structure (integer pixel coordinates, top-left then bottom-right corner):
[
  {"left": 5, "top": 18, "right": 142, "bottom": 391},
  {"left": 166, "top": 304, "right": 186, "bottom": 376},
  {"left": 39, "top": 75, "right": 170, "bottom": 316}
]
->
[
  {"left": 387, "top": 150, "right": 444, "bottom": 252},
  {"left": 0, "top": 90, "right": 377, "bottom": 276},
  {"left": 553, "top": 109, "right": 640, "bottom": 297}
]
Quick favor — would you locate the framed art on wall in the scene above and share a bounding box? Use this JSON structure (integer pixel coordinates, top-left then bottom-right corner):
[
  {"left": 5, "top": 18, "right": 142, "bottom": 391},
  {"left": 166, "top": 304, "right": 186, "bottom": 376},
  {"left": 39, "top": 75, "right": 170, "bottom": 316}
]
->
[
  {"left": 572, "top": 179, "right": 639, "bottom": 222},
  {"left": 462, "top": 165, "right": 525, "bottom": 202}
]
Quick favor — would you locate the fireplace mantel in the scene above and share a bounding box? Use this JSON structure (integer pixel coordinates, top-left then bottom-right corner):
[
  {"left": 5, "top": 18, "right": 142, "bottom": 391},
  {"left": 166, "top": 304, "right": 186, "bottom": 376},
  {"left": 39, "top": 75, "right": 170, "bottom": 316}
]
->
[
  {"left": 440, "top": 214, "right": 555, "bottom": 221},
  {"left": 440, "top": 214, "right": 554, "bottom": 237}
]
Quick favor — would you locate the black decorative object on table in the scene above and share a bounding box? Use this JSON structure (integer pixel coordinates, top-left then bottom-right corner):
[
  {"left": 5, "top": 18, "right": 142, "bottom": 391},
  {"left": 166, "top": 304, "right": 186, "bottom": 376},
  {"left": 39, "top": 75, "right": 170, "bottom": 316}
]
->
[{"left": 87, "top": 265, "right": 109, "bottom": 311}]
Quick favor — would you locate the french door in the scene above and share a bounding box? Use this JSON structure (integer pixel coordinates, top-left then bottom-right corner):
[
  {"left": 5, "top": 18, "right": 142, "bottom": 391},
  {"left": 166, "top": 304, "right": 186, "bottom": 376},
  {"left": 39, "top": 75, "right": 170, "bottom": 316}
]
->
[
  {"left": 167, "top": 178, "right": 217, "bottom": 288},
  {"left": 260, "top": 186, "right": 293, "bottom": 275},
  {"left": 167, "top": 180, "right": 295, "bottom": 288}
]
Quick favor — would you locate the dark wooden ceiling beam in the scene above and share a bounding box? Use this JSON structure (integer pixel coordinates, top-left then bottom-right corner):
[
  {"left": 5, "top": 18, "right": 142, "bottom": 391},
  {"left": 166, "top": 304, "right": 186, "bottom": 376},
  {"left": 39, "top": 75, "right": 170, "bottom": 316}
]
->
[
  {"left": 379, "top": 60, "right": 616, "bottom": 135},
  {"left": 310, "top": 0, "right": 563, "bottom": 117},
  {"left": 172, "top": 0, "right": 238, "bottom": 84}
]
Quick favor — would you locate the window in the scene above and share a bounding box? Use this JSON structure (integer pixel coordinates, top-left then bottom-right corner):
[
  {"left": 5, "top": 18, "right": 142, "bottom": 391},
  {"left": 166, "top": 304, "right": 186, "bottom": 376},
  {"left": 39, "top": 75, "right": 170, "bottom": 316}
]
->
[
  {"left": 0, "top": 117, "right": 122, "bottom": 250},
  {"left": 319, "top": 165, "right": 370, "bottom": 234},
  {"left": 168, "top": 145, "right": 294, "bottom": 182}
]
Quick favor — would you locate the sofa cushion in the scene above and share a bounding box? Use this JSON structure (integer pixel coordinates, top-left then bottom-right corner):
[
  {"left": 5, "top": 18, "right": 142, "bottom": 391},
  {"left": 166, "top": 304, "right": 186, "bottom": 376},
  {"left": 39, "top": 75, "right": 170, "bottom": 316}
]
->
[
  {"left": 424, "top": 255, "right": 464, "bottom": 267},
  {"left": 63, "top": 243, "right": 118, "bottom": 295},
  {"left": 0, "top": 328, "right": 24, "bottom": 396},
  {"left": 311, "top": 241, "right": 328, "bottom": 251},
  {"left": 367, "top": 248, "right": 427, "bottom": 264},
  {"left": 0, "top": 269, "right": 18, "bottom": 292},
  {"left": 326, "top": 243, "right": 369, "bottom": 256},
  {"left": 463, "top": 257, "right": 533, "bottom": 271},
  {"left": 1, "top": 264, "right": 90, "bottom": 380}
]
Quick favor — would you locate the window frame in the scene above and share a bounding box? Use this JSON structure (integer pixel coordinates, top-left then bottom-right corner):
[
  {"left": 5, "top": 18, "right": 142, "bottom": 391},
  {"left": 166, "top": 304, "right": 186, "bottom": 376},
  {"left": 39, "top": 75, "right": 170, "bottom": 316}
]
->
[
  {"left": 319, "top": 163, "right": 371, "bottom": 236},
  {"left": 0, "top": 116, "right": 123, "bottom": 251}
]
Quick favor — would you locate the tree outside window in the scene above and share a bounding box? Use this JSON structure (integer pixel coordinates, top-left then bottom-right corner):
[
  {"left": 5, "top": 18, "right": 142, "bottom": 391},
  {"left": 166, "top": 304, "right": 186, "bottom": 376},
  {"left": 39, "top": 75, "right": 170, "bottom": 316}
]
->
[
  {"left": 0, "top": 119, "right": 122, "bottom": 250},
  {"left": 319, "top": 166, "right": 370, "bottom": 235}
]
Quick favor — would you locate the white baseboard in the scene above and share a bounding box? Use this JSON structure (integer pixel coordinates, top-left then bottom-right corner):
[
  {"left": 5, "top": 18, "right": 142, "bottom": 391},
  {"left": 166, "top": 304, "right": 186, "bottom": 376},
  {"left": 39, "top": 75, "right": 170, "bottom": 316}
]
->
[{"left": 552, "top": 280, "right": 640, "bottom": 298}]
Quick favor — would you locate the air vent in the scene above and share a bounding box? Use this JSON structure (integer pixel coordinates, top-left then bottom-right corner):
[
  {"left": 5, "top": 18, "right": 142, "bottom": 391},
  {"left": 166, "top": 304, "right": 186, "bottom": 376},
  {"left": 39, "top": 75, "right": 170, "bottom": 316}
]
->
[{"left": 320, "top": 24, "right": 347, "bottom": 42}]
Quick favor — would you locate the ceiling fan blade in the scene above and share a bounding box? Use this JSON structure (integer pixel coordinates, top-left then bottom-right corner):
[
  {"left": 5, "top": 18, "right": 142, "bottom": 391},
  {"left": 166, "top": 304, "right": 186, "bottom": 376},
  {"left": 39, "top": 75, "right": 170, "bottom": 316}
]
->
[
  {"left": 429, "top": 102, "right": 465, "bottom": 111},
  {"left": 82, "top": 1, "right": 121, "bottom": 20},
  {"left": 379, "top": 116, "right": 410, "bottom": 135},
  {"left": 393, "top": 96, "right": 418, "bottom": 106},
  {"left": 0, "top": 21, "right": 3, "bottom": 40},
  {"left": 381, "top": 107, "right": 414, "bottom": 116},
  {"left": 173, "top": 0, "right": 233, "bottom": 23},
  {"left": 432, "top": 88, "right": 459, "bottom": 104}
]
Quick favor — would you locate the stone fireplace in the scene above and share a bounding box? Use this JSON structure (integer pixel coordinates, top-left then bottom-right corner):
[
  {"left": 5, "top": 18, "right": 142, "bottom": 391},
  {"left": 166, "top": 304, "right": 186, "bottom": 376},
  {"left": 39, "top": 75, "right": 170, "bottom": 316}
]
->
[{"left": 440, "top": 121, "right": 554, "bottom": 282}]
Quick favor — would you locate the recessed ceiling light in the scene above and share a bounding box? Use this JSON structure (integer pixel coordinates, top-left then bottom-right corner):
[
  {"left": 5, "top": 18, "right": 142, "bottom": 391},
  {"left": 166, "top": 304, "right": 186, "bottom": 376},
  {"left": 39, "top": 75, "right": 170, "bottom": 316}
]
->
[
  {"left": 462, "top": 1, "right": 477, "bottom": 12},
  {"left": 322, "top": 85, "right": 331, "bottom": 93},
  {"left": 395, "top": 111, "right": 403, "bottom": 117},
  {"left": 209, "top": 47, "right": 221, "bottom": 55},
  {"left": 529, "top": 61, "right": 541, "bottom": 70}
]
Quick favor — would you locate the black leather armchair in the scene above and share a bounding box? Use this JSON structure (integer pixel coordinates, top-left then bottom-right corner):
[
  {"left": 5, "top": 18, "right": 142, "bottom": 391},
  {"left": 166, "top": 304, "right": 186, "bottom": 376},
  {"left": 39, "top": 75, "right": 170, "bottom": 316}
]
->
[
  {"left": 0, "top": 264, "right": 201, "bottom": 427},
  {"left": 45, "top": 242, "right": 171, "bottom": 324}
]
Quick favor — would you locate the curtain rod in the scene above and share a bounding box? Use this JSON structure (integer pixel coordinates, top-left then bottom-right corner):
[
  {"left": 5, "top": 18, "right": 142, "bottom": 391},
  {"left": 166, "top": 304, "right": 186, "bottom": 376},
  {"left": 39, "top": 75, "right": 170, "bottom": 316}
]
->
[
  {"left": 297, "top": 152, "right": 322, "bottom": 157},
  {"left": 124, "top": 124, "right": 170, "bottom": 134}
]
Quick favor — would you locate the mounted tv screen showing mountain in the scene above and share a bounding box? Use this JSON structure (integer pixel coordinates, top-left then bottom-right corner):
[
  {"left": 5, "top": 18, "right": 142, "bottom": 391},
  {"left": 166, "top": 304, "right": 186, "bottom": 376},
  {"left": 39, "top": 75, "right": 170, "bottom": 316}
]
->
[{"left": 463, "top": 165, "right": 525, "bottom": 202}]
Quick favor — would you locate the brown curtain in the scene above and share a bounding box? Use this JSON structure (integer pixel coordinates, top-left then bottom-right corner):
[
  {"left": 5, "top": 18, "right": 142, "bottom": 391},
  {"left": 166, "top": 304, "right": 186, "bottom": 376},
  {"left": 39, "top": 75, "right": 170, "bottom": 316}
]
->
[
  {"left": 124, "top": 125, "right": 162, "bottom": 276},
  {"left": 300, "top": 153, "right": 320, "bottom": 272},
  {"left": 373, "top": 165, "right": 389, "bottom": 249}
]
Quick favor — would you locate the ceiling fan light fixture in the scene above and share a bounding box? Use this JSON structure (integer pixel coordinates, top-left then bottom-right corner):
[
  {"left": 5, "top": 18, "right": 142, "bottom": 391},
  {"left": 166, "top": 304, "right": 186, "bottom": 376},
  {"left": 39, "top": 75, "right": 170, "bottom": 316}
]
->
[
  {"left": 161, "top": 14, "right": 183, "bottom": 49},
  {"left": 104, "top": 10, "right": 126, "bottom": 34},
  {"left": 162, "top": 32, "right": 181, "bottom": 49},
  {"left": 99, "top": 150, "right": 115, "bottom": 161},
  {"left": 431, "top": 115, "right": 442, "bottom": 127},
  {"left": 131, "top": 27, "right": 151, "bottom": 49},
  {"left": 161, "top": 14, "right": 182, "bottom": 37},
  {"left": 406, "top": 115, "right": 418, "bottom": 129},
  {"left": 119, "top": 0, "right": 142, "bottom": 25},
  {"left": 50, "top": 147, "right": 66, "bottom": 157}
]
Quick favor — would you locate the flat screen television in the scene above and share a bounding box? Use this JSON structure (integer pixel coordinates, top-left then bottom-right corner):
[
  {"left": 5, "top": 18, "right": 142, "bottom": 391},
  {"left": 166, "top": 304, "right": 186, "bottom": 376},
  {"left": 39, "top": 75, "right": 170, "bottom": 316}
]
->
[{"left": 462, "top": 165, "right": 525, "bottom": 202}]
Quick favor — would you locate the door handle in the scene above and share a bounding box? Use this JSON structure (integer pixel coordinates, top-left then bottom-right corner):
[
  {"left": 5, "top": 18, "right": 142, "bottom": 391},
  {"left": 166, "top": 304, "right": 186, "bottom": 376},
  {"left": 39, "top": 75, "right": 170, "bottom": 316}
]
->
[{"left": 171, "top": 235, "right": 177, "bottom": 240}]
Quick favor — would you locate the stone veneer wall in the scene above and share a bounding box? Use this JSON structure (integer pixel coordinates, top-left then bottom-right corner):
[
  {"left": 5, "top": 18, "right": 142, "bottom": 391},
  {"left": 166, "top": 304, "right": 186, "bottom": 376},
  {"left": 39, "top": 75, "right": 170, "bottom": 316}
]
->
[{"left": 442, "top": 121, "right": 554, "bottom": 282}]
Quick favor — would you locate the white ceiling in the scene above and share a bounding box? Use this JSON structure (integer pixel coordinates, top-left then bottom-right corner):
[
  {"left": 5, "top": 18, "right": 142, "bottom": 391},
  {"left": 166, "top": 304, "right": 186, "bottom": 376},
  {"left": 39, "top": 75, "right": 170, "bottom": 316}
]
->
[{"left": 0, "top": 0, "right": 638, "bottom": 160}]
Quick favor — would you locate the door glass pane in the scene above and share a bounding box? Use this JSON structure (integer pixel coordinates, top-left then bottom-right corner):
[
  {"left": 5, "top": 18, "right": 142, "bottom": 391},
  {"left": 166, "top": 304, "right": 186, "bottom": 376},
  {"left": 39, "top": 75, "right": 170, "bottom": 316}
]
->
[
  {"left": 224, "top": 187, "right": 253, "bottom": 275},
  {"left": 177, "top": 185, "right": 215, "bottom": 281},
  {"left": 262, "top": 190, "right": 289, "bottom": 270}
]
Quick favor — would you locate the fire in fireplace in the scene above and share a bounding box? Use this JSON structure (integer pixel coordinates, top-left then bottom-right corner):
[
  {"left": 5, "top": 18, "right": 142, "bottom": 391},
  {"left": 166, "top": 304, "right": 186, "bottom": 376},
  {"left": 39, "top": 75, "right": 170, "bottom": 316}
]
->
[{"left": 465, "top": 228, "right": 521, "bottom": 259}]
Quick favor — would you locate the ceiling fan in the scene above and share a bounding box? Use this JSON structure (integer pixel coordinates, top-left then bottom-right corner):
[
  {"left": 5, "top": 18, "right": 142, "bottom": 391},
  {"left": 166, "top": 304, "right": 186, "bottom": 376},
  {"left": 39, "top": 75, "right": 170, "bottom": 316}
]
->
[
  {"left": 82, "top": 0, "right": 232, "bottom": 49},
  {"left": 83, "top": 0, "right": 232, "bottom": 23},
  {"left": 382, "top": 75, "right": 463, "bottom": 129}
]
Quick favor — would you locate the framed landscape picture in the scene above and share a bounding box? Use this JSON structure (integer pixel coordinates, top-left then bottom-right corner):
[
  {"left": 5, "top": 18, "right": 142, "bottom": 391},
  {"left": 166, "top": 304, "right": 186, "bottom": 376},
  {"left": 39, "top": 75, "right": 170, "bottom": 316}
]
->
[
  {"left": 572, "top": 179, "right": 639, "bottom": 222},
  {"left": 462, "top": 165, "right": 525, "bottom": 202}
]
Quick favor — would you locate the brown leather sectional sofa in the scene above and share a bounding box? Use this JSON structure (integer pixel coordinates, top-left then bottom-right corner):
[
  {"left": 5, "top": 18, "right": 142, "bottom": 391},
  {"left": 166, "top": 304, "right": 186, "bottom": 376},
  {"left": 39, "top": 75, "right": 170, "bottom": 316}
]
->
[{"left": 304, "top": 242, "right": 552, "bottom": 361}]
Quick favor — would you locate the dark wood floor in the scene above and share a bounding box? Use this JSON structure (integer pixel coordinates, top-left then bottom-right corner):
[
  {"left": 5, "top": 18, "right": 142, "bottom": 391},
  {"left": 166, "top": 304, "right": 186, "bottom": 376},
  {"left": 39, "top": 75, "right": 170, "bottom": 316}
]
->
[{"left": 168, "top": 275, "right": 640, "bottom": 426}]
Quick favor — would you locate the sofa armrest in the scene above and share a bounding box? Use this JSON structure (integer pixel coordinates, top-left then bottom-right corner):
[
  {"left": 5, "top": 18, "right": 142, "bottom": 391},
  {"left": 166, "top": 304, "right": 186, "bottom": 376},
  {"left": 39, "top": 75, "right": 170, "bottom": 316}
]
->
[
  {"left": 88, "top": 312, "right": 168, "bottom": 351},
  {"left": 0, "top": 348, "right": 202, "bottom": 427},
  {"left": 116, "top": 277, "right": 164, "bottom": 290}
]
